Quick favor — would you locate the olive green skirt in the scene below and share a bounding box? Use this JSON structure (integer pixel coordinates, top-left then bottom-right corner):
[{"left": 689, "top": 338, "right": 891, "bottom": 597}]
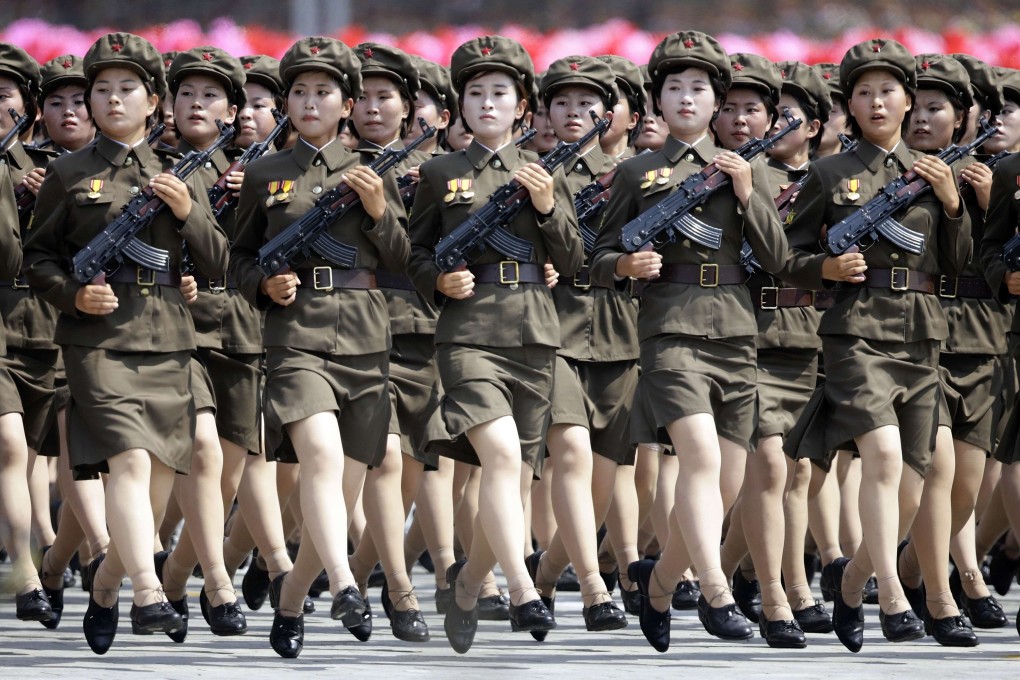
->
[
  {"left": 388, "top": 334, "right": 441, "bottom": 470},
  {"left": 0, "top": 348, "right": 59, "bottom": 454},
  {"left": 938, "top": 352, "right": 999, "bottom": 454},
  {"left": 198, "top": 347, "right": 262, "bottom": 455},
  {"left": 756, "top": 347, "right": 818, "bottom": 440}
]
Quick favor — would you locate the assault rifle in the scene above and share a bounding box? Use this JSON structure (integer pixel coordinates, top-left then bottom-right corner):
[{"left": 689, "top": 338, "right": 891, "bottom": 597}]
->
[
  {"left": 619, "top": 109, "right": 803, "bottom": 253},
  {"left": 825, "top": 118, "right": 998, "bottom": 256},
  {"left": 433, "top": 113, "right": 609, "bottom": 271},
  {"left": 72, "top": 121, "right": 236, "bottom": 283},
  {"left": 208, "top": 110, "right": 287, "bottom": 220},
  {"left": 257, "top": 117, "right": 437, "bottom": 276},
  {"left": 574, "top": 167, "right": 619, "bottom": 255},
  {"left": 837, "top": 132, "right": 858, "bottom": 153}
]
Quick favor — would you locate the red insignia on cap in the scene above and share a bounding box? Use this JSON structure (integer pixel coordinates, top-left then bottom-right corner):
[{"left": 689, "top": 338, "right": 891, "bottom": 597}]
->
[
  {"left": 569, "top": 62, "right": 579, "bottom": 71},
  {"left": 822, "top": 72, "right": 832, "bottom": 80},
  {"left": 111, "top": 43, "right": 123, "bottom": 52},
  {"left": 732, "top": 62, "right": 744, "bottom": 72},
  {"left": 921, "top": 61, "right": 931, "bottom": 70},
  {"left": 310, "top": 46, "right": 321, "bottom": 55},
  {"left": 683, "top": 39, "right": 695, "bottom": 49},
  {"left": 363, "top": 48, "right": 373, "bottom": 59},
  {"left": 481, "top": 47, "right": 492, "bottom": 56},
  {"left": 62, "top": 59, "right": 73, "bottom": 70},
  {"left": 202, "top": 52, "right": 214, "bottom": 62},
  {"left": 164, "top": 59, "right": 173, "bottom": 68},
  {"left": 872, "top": 41, "right": 883, "bottom": 53},
  {"left": 780, "top": 69, "right": 788, "bottom": 78}
]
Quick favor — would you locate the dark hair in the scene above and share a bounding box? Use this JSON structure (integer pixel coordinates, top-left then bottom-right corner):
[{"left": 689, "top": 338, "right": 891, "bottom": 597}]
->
[
  {"left": 652, "top": 69, "right": 728, "bottom": 118},
  {"left": 170, "top": 75, "right": 244, "bottom": 143},
  {"left": 786, "top": 92, "right": 826, "bottom": 157},
  {"left": 456, "top": 69, "right": 529, "bottom": 136},
  {"left": 347, "top": 74, "right": 415, "bottom": 141},
  {"left": 413, "top": 88, "right": 449, "bottom": 149},
  {"left": 911, "top": 86, "right": 970, "bottom": 145},
  {"left": 709, "top": 85, "right": 778, "bottom": 141}
]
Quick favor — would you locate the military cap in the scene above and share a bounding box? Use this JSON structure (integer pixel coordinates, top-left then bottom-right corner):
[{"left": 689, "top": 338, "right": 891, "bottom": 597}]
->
[
  {"left": 0, "top": 43, "right": 40, "bottom": 95},
  {"left": 542, "top": 55, "right": 619, "bottom": 108},
  {"left": 777, "top": 60, "right": 832, "bottom": 123},
  {"left": 40, "top": 54, "right": 86, "bottom": 100},
  {"left": 648, "top": 31, "right": 732, "bottom": 98},
  {"left": 168, "top": 46, "right": 247, "bottom": 108},
  {"left": 410, "top": 55, "right": 456, "bottom": 122},
  {"left": 839, "top": 38, "right": 916, "bottom": 99},
  {"left": 914, "top": 54, "right": 972, "bottom": 109},
  {"left": 994, "top": 67, "right": 1020, "bottom": 106},
  {"left": 729, "top": 53, "right": 781, "bottom": 103},
  {"left": 279, "top": 37, "right": 362, "bottom": 98},
  {"left": 355, "top": 42, "right": 420, "bottom": 104},
  {"left": 240, "top": 55, "right": 283, "bottom": 96},
  {"left": 161, "top": 51, "right": 180, "bottom": 74},
  {"left": 813, "top": 62, "right": 843, "bottom": 101},
  {"left": 450, "top": 35, "right": 535, "bottom": 100},
  {"left": 84, "top": 32, "right": 167, "bottom": 99},
  {"left": 598, "top": 54, "right": 647, "bottom": 116},
  {"left": 952, "top": 53, "right": 1004, "bottom": 115}
]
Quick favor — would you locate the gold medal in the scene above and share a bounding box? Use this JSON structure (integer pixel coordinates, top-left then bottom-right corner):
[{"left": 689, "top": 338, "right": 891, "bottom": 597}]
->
[
  {"left": 847, "top": 192, "right": 860, "bottom": 201},
  {"left": 87, "top": 178, "right": 103, "bottom": 199},
  {"left": 846, "top": 178, "right": 860, "bottom": 201},
  {"left": 87, "top": 191, "right": 101, "bottom": 199},
  {"left": 443, "top": 191, "right": 456, "bottom": 202},
  {"left": 656, "top": 175, "right": 669, "bottom": 185},
  {"left": 265, "top": 196, "right": 276, "bottom": 207},
  {"left": 276, "top": 192, "right": 288, "bottom": 201},
  {"left": 1014, "top": 190, "right": 1020, "bottom": 200},
  {"left": 461, "top": 191, "right": 475, "bottom": 200}
]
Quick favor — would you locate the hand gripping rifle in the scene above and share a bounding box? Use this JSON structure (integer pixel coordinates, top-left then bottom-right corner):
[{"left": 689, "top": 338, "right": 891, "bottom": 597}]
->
[
  {"left": 208, "top": 110, "right": 288, "bottom": 220},
  {"left": 619, "top": 109, "right": 803, "bottom": 253},
  {"left": 825, "top": 118, "right": 998, "bottom": 256},
  {"left": 257, "top": 117, "right": 437, "bottom": 276},
  {"left": 433, "top": 113, "right": 609, "bottom": 271},
  {"left": 72, "top": 121, "right": 236, "bottom": 283}
]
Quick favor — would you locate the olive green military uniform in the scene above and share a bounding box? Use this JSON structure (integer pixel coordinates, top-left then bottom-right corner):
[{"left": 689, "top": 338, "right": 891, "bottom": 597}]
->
[
  {"left": 598, "top": 54, "right": 647, "bottom": 162},
  {"left": 24, "top": 33, "right": 228, "bottom": 479},
  {"left": 0, "top": 162, "right": 22, "bottom": 352},
  {"left": 407, "top": 36, "right": 583, "bottom": 474},
  {"left": 591, "top": 32, "right": 788, "bottom": 454},
  {"left": 230, "top": 38, "right": 409, "bottom": 468},
  {"left": 782, "top": 40, "right": 971, "bottom": 476},
  {"left": 542, "top": 55, "right": 640, "bottom": 465},
  {"left": 0, "top": 44, "right": 61, "bottom": 454}
]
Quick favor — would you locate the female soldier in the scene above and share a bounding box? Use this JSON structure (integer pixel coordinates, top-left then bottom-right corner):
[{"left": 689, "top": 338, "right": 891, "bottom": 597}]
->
[
  {"left": 597, "top": 55, "right": 643, "bottom": 160},
  {"left": 591, "top": 32, "right": 788, "bottom": 652},
  {"left": 782, "top": 39, "right": 971, "bottom": 652},
  {"left": 25, "top": 32, "right": 227, "bottom": 654},
  {"left": 407, "top": 35, "right": 581, "bottom": 654},
  {"left": 230, "top": 36, "right": 409, "bottom": 658}
]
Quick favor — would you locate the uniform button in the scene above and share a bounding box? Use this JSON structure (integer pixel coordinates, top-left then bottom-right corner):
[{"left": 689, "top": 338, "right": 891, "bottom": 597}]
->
[
  {"left": 129, "top": 186, "right": 139, "bottom": 195},
  {"left": 885, "top": 157, "right": 895, "bottom": 167},
  {"left": 314, "top": 159, "right": 322, "bottom": 167},
  {"left": 312, "top": 186, "right": 322, "bottom": 194},
  {"left": 684, "top": 153, "right": 695, "bottom": 162},
  {"left": 492, "top": 159, "right": 502, "bottom": 169},
  {"left": 890, "top": 253, "right": 900, "bottom": 260},
  {"left": 140, "top": 287, "right": 150, "bottom": 296},
  {"left": 574, "top": 162, "right": 584, "bottom": 172},
  {"left": 124, "top": 157, "right": 133, "bottom": 166},
  {"left": 694, "top": 206, "right": 703, "bottom": 213},
  {"left": 204, "top": 161, "right": 212, "bottom": 169}
]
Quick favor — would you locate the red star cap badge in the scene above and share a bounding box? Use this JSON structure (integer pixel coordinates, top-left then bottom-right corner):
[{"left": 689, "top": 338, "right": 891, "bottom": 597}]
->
[
  {"left": 481, "top": 47, "right": 492, "bottom": 56},
  {"left": 683, "top": 39, "right": 695, "bottom": 49},
  {"left": 111, "top": 43, "right": 123, "bottom": 53},
  {"left": 363, "top": 48, "right": 373, "bottom": 59},
  {"left": 780, "top": 69, "right": 788, "bottom": 79},
  {"left": 822, "top": 72, "right": 832, "bottom": 80},
  {"left": 569, "top": 62, "right": 579, "bottom": 71},
  {"left": 310, "top": 46, "right": 321, "bottom": 55},
  {"left": 872, "top": 41, "right": 882, "bottom": 53},
  {"left": 921, "top": 61, "right": 931, "bottom": 70},
  {"left": 62, "top": 59, "right": 73, "bottom": 70},
  {"left": 244, "top": 62, "right": 252, "bottom": 69},
  {"left": 202, "top": 52, "right": 214, "bottom": 62},
  {"left": 732, "top": 62, "right": 744, "bottom": 71}
]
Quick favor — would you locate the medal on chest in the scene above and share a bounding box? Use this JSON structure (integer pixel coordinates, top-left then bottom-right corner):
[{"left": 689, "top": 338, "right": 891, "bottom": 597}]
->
[
  {"left": 86, "top": 179, "right": 103, "bottom": 199},
  {"left": 846, "top": 178, "right": 861, "bottom": 201},
  {"left": 444, "top": 178, "right": 474, "bottom": 202}
]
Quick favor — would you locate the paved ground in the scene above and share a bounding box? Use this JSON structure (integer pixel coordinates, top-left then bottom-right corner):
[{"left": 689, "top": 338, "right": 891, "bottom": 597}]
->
[{"left": 1, "top": 562, "right": 1019, "bottom": 679}]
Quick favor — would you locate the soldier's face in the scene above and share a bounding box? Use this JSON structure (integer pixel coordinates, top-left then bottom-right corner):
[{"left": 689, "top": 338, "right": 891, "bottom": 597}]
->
[
  {"left": 984, "top": 100, "right": 1020, "bottom": 154},
  {"left": 906, "top": 89, "right": 961, "bottom": 151},
  {"left": 287, "top": 70, "right": 352, "bottom": 148},
  {"left": 405, "top": 89, "right": 449, "bottom": 147},
  {"left": 767, "top": 93, "right": 819, "bottom": 163},
  {"left": 847, "top": 70, "right": 911, "bottom": 145},
  {"left": 174, "top": 74, "right": 237, "bottom": 148},
  {"left": 43, "top": 84, "right": 94, "bottom": 152},
  {"left": 547, "top": 85, "right": 606, "bottom": 144},
  {"left": 460, "top": 71, "right": 527, "bottom": 147},
  {"left": 0, "top": 76, "right": 27, "bottom": 137},
  {"left": 237, "top": 82, "right": 278, "bottom": 149},
  {"left": 657, "top": 68, "right": 717, "bottom": 142},
  {"left": 90, "top": 67, "right": 158, "bottom": 144},
  {"left": 525, "top": 103, "right": 558, "bottom": 153},
  {"left": 715, "top": 87, "right": 771, "bottom": 151},
  {"left": 353, "top": 76, "right": 409, "bottom": 146}
]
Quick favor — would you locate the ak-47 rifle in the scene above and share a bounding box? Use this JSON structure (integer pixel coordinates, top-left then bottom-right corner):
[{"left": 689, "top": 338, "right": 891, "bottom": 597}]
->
[
  {"left": 433, "top": 114, "right": 608, "bottom": 271},
  {"left": 959, "top": 148, "right": 1010, "bottom": 205},
  {"left": 208, "top": 110, "right": 288, "bottom": 220},
  {"left": 837, "top": 132, "right": 858, "bottom": 153},
  {"left": 257, "top": 117, "right": 437, "bottom": 276},
  {"left": 399, "top": 127, "right": 537, "bottom": 211},
  {"left": 72, "top": 121, "right": 236, "bottom": 283},
  {"left": 574, "top": 166, "right": 619, "bottom": 255},
  {"left": 825, "top": 118, "right": 998, "bottom": 256},
  {"left": 619, "top": 109, "right": 803, "bottom": 253}
]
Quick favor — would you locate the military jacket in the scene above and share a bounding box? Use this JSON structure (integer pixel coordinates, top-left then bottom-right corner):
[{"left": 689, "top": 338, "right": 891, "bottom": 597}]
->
[
  {"left": 979, "top": 152, "right": 1020, "bottom": 338},
  {"left": 25, "top": 134, "right": 227, "bottom": 352},
  {"left": 407, "top": 139, "right": 582, "bottom": 349},
  {"left": 782, "top": 140, "right": 971, "bottom": 343},
  {"left": 230, "top": 137, "right": 409, "bottom": 356},
  {"left": 0, "top": 162, "right": 21, "bottom": 356},
  {"left": 591, "top": 134, "right": 788, "bottom": 342}
]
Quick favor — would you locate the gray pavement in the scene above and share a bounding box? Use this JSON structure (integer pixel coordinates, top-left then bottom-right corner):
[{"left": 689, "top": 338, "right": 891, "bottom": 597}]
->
[{"left": 1, "top": 562, "right": 1019, "bottom": 679}]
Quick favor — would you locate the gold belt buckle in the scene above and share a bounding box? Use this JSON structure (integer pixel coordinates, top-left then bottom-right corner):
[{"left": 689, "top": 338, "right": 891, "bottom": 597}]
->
[
  {"left": 759, "top": 286, "right": 779, "bottom": 310},
  {"left": 136, "top": 267, "right": 156, "bottom": 287},
  {"left": 208, "top": 277, "right": 227, "bottom": 293},
  {"left": 699, "top": 263, "right": 719, "bottom": 288},
  {"left": 499, "top": 260, "right": 520, "bottom": 286},
  {"left": 313, "top": 266, "right": 334, "bottom": 291},
  {"left": 10, "top": 274, "right": 28, "bottom": 289},
  {"left": 890, "top": 266, "right": 909, "bottom": 292},
  {"left": 573, "top": 265, "right": 591, "bottom": 290},
  {"left": 938, "top": 275, "right": 957, "bottom": 299}
]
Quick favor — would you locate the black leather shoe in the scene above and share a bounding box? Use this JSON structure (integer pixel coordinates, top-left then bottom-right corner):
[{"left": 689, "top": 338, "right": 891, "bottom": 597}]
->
[
  {"left": 165, "top": 595, "right": 188, "bottom": 643},
  {"left": 242, "top": 559, "right": 272, "bottom": 610},
  {"left": 268, "top": 572, "right": 286, "bottom": 610},
  {"left": 330, "top": 585, "right": 367, "bottom": 627},
  {"left": 270, "top": 612, "right": 304, "bottom": 658},
  {"left": 948, "top": 568, "right": 965, "bottom": 609},
  {"left": 477, "top": 592, "right": 510, "bottom": 621},
  {"left": 199, "top": 588, "right": 212, "bottom": 626},
  {"left": 509, "top": 598, "right": 555, "bottom": 633},
  {"left": 862, "top": 576, "right": 879, "bottom": 606},
  {"left": 153, "top": 551, "right": 169, "bottom": 584},
  {"left": 878, "top": 608, "right": 925, "bottom": 643},
  {"left": 900, "top": 580, "right": 925, "bottom": 618},
  {"left": 15, "top": 589, "right": 54, "bottom": 623},
  {"left": 348, "top": 602, "right": 373, "bottom": 642},
  {"left": 923, "top": 607, "right": 979, "bottom": 647},
  {"left": 600, "top": 567, "right": 618, "bottom": 593},
  {"left": 793, "top": 602, "right": 833, "bottom": 634},
  {"left": 83, "top": 594, "right": 118, "bottom": 655},
  {"left": 759, "top": 616, "right": 807, "bottom": 649},
  {"left": 417, "top": 550, "right": 435, "bottom": 574},
  {"left": 962, "top": 594, "right": 1007, "bottom": 628},
  {"left": 82, "top": 553, "right": 106, "bottom": 594},
  {"left": 381, "top": 580, "right": 392, "bottom": 620},
  {"left": 628, "top": 559, "right": 671, "bottom": 652},
  {"left": 583, "top": 600, "right": 627, "bottom": 632},
  {"left": 524, "top": 550, "right": 554, "bottom": 641},
  {"left": 40, "top": 584, "right": 63, "bottom": 629},
  {"left": 209, "top": 600, "right": 248, "bottom": 636},
  {"left": 697, "top": 594, "right": 753, "bottom": 641},
  {"left": 130, "top": 601, "right": 183, "bottom": 635},
  {"left": 825, "top": 557, "right": 864, "bottom": 653},
  {"left": 557, "top": 564, "right": 581, "bottom": 592},
  {"left": 443, "top": 561, "right": 478, "bottom": 654},
  {"left": 988, "top": 545, "right": 1020, "bottom": 596},
  {"left": 435, "top": 586, "right": 452, "bottom": 615},
  {"left": 308, "top": 569, "right": 329, "bottom": 598},
  {"left": 819, "top": 557, "right": 843, "bottom": 603},
  {"left": 303, "top": 596, "right": 315, "bottom": 614},
  {"left": 620, "top": 584, "right": 642, "bottom": 615},
  {"left": 732, "top": 569, "right": 762, "bottom": 624},
  {"left": 392, "top": 607, "right": 430, "bottom": 642},
  {"left": 672, "top": 579, "right": 700, "bottom": 610}
]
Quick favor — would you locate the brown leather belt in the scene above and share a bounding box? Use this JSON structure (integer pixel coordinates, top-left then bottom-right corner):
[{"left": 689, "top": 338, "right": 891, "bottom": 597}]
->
[
  {"left": 296, "top": 267, "right": 376, "bottom": 291},
  {"left": 653, "top": 263, "right": 746, "bottom": 287},
  {"left": 937, "top": 275, "right": 994, "bottom": 299},
  {"left": 375, "top": 270, "right": 416, "bottom": 291},
  {"left": 813, "top": 290, "right": 835, "bottom": 309},
  {"left": 862, "top": 267, "right": 935, "bottom": 294},
  {"left": 194, "top": 274, "right": 237, "bottom": 292},
  {"left": 105, "top": 266, "right": 182, "bottom": 287},
  {"left": 468, "top": 261, "right": 544, "bottom": 287},
  {"left": 750, "top": 286, "right": 816, "bottom": 310},
  {"left": 0, "top": 274, "right": 29, "bottom": 289}
]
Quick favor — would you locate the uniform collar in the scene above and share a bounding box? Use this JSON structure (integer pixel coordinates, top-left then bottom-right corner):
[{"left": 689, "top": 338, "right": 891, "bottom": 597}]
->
[
  {"left": 855, "top": 139, "right": 912, "bottom": 174},
  {"left": 95, "top": 133, "right": 156, "bottom": 168},
  {"left": 466, "top": 139, "right": 516, "bottom": 171},
  {"left": 176, "top": 138, "right": 231, "bottom": 174},
  {"left": 565, "top": 145, "right": 611, "bottom": 176},
  {"left": 767, "top": 156, "right": 810, "bottom": 176},
  {"left": 292, "top": 137, "right": 349, "bottom": 172},
  {"left": 355, "top": 138, "right": 402, "bottom": 157},
  {"left": 3, "top": 140, "right": 31, "bottom": 170},
  {"left": 661, "top": 134, "right": 714, "bottom": 165}
]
